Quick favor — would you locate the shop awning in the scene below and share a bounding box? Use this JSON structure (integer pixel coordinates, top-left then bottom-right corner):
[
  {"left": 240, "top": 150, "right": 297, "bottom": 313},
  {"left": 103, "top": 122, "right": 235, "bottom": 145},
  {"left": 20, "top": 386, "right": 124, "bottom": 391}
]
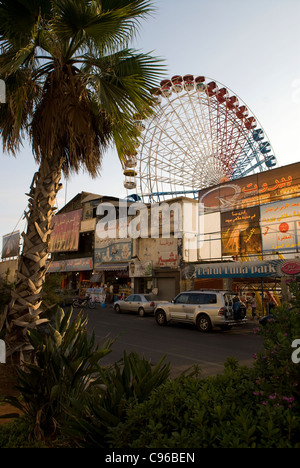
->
[{"left": 95, "top": 263, "right": 128, "bottom": 272}]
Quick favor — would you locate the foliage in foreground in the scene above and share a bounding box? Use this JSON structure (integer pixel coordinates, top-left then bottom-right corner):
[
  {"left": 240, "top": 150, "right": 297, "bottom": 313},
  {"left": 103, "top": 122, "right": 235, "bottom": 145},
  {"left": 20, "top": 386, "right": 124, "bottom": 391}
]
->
[
  {"left": 108, "top": 285, "right": 300, "bottom": 448},
  {"left": 109, "top": 359, "right": 300, "bottom": 448},
  {"left": 1, "top": 307, "right": 113, "bottom": 441},
  {"left": 62, "top": 351, "right": 170, "bottom": 448},
  {"left": 1, "top": 282, "right": 300, "bottom": 448}
]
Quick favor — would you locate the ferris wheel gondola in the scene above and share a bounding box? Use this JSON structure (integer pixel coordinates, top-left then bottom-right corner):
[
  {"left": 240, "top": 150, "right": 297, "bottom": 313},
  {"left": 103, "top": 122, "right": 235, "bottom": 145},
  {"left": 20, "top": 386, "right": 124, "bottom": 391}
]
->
[{"left": 123, "top": 75, "right": 277, "bottom": 202}]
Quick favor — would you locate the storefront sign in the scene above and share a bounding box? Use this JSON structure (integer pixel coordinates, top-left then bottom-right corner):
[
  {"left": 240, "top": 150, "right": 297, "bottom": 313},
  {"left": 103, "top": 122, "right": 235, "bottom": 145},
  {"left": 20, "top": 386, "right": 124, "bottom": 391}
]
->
[
  {"left": 184, "top": 259, "right": 300, "bottom": 279},
  {"left": 281, "top": 261, "right": 300, "bottom": 275},
  {"left": 48, "top": 257, "right": 93, "bottom": 273}
]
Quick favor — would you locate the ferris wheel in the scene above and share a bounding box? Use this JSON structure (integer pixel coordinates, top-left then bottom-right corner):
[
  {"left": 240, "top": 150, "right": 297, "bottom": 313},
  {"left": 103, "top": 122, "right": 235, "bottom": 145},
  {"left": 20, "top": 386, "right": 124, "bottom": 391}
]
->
[{"left": 123, "top": 75, "right": 277, "bottom": 203}]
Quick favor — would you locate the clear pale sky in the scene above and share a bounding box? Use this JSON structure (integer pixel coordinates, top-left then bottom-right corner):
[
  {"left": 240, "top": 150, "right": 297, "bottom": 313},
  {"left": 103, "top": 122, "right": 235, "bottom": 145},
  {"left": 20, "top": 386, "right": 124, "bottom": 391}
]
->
[{"left": 1, "top": 0, "right": 300, "bottom": 253}]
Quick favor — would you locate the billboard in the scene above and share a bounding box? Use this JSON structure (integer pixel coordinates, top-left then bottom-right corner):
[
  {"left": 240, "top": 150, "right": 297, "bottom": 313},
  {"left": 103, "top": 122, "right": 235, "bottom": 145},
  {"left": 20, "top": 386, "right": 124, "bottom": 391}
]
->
[
  {"left": 221, "top": 206, "right": 262, "bottom": 256},
  {"left": 49, "top": 209, "right": 82, "bottom": 253},
  {"left": 198, "top": 163, "right": 300, "bottom": 260},
  {"left": 94, "top": 238, "right": 132, "bottom": 268},
  {"left": 260, "top": 197, "right": 300, "bottom": 253},
  {"left": 1, "top": 231, "right": 20, "bottom": 259},
  {"left": 199, "top": 162, "right": 300, "bottom": 213}
]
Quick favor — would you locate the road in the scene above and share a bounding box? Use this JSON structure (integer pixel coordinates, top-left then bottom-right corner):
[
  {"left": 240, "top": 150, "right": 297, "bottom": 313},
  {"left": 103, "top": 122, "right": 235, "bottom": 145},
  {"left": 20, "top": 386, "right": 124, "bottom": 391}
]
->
[{"left": 79, "top": 305, "right": 264, "bottom": 378}]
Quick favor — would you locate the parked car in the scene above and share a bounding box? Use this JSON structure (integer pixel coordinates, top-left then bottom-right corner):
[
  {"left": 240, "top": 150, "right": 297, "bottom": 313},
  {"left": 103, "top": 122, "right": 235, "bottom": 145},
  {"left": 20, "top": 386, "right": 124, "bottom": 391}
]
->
[
  {"left": 114, "top": 294, "right": 167, "bottom": 317},
  {"left": 154, "top": 290, "right": 247, "bottom": 332}
]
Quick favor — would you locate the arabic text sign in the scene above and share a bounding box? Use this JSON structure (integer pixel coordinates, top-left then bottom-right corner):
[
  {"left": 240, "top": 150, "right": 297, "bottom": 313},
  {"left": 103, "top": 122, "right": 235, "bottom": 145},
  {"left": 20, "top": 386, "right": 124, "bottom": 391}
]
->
[
  {"left": 48, "top": 257, "right": 93, "bottom": 273},
  {"left": 199, "top": 162, "right": 300, "bottom": 213},
  {"left": 221, "top": 206, "right": 262, "bottom": 256},
  {"left": 260, "top": 197, "right": 300, "bottom": 252},
  {"left": 49, "top": 209, "right": 82, "bottom": 252}
]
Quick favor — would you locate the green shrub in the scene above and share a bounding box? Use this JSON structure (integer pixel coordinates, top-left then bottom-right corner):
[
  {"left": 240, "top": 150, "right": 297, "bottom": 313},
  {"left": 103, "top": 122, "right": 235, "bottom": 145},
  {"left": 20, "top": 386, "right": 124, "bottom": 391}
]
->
[
  {"left": 0, "top": 418, "right": 46, "bottom": 448},
  {"left": 252, "top": 285, "right": 300, "bottom": 411},
  {"left": 4, "top": 307, "right": 113, "bottom": 441},
  {"left": 63, "top": 351, "right": 170, "bottom": 448},
  {"left": 3, "top": 281, "right": 300, "bottom": 448},
  {"left": 108, "top": 282, "right": 300, "bottom": 449},
  {"left": 109, "top": 359, "right": 300, "bottom": 448}
]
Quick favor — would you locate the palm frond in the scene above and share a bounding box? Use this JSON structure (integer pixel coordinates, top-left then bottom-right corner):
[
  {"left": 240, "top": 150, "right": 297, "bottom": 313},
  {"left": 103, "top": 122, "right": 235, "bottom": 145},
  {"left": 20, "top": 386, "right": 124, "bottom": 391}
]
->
[
  {"left": 0, "top": 68, "right": 41, "bottom": 154},
  {"left": 0, "top": 0, "right": 166, "bottom": 175}
]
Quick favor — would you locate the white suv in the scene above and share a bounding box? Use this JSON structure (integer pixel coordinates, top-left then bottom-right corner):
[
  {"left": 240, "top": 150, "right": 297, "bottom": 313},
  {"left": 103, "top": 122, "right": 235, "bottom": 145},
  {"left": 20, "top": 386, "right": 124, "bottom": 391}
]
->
[{"left": 154, "top": 290, "right": 247, "bottom": 332}]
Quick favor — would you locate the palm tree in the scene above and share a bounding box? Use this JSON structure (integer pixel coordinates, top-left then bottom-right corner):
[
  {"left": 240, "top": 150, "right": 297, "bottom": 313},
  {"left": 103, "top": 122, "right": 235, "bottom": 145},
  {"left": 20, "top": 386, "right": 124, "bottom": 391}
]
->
[{"left": 0, "top": 0, "right": 165, "bottom": 359}]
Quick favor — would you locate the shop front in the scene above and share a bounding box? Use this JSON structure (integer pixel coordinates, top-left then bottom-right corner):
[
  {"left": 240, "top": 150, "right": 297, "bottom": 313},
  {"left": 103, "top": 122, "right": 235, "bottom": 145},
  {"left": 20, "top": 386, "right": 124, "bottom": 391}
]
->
[
  {"left": 94, "top": 263, "right": 131, "bottom": 300},
  {"left": 47, "top": 257, "right": 93, "bottom": 297},
  {"left": 130, "top": 260, "right": 153, "bottom": 294},
  {"left": 182, "top": 259, "right": 300, "bottom": 315}
]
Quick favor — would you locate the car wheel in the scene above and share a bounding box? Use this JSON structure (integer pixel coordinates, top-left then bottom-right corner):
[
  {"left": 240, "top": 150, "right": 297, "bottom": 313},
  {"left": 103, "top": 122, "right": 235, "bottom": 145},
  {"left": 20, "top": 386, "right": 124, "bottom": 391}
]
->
[
  {"left": 196, "top": 314, "right": 212, "bottom": 333},
  {"left": 138, "top": 307, "right": 145, "bottom": 317},
  {"left": 155, "top": 309, "right": 167, "bottom": 326},
  {"left": 115, "top": 304, "right": 121, "bottom": 313}
]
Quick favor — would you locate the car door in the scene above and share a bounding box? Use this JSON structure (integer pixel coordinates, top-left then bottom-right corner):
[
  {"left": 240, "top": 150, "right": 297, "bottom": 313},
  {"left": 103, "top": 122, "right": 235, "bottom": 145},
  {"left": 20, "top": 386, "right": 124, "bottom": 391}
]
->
[
  {"left": 123, "top": 294, "right": 135, "bottom": 312},
  {"left": 169, "top": 293, "right": 190, "bottom": 320},
  {"left": 132, "top": 294, "right": 143, "bottom": 312},
  {"left": 184, "top": 293, "right": 202, "bottom": 320}
]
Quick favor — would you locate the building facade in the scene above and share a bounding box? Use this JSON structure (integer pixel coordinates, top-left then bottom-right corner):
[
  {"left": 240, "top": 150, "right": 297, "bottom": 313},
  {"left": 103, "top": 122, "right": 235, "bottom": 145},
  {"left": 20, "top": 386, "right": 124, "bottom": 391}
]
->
[{"left": 46, "top": 161, "right": 300, "bottom": 311}]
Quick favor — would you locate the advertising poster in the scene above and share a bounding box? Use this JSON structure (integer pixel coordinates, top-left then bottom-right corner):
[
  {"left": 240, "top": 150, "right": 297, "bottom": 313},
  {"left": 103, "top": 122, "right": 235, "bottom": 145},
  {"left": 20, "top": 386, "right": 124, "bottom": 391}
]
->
[
  {"left": 260, "top": 197, "right": 300, "bottom": 253},
  {"left": 49, "top": 209, "right": 82, "bottom": 253},
  {"left": 1, "top": 231, "right": 20, "bottom": 259},
  {"left": 94, "top": 238, "right": 132, "bottom": 268},
  {"left": 221, "top": 206, "right": 262, "bottom": 256},
  {"left": 199, "top": 162, "right": 300, "bottom": 213}
]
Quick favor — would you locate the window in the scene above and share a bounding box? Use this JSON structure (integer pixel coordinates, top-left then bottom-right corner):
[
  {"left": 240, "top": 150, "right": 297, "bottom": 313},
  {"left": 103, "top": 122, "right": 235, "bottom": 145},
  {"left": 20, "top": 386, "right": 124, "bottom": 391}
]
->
[
  {"left": 126, "top": 295, "right": 135, "bottom": 302},
  {"left": 174, "top": 293, "right": 190, "bottom": 304},
  {"left": 205, "top": 294, "right": 217, "bottom": 304},
  {"left": 188, "top": 293, "right": 217, "bottom": 305},
  {"left": 188, "top": 294, "right": 203, "bottom": 305}
]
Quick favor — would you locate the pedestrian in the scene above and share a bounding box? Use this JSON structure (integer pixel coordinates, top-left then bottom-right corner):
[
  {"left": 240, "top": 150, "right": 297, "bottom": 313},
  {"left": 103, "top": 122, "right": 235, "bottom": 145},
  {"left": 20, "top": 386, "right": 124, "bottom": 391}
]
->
[{"left": 248, "top": 293, "right": 257, "bottom": 319}]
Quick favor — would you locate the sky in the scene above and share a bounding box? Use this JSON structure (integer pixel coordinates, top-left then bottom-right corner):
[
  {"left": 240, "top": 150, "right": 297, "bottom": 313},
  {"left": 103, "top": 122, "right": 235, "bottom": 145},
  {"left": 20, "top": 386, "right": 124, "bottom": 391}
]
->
[{"left": 1, "top": 0, "right": 300, "bottom": 254}]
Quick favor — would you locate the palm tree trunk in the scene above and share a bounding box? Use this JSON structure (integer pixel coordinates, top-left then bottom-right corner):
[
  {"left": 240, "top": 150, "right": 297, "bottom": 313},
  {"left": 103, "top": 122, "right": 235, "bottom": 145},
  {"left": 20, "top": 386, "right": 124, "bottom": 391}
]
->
[{"left": 5, "top": 155, "right": 64, "bottom": 360}]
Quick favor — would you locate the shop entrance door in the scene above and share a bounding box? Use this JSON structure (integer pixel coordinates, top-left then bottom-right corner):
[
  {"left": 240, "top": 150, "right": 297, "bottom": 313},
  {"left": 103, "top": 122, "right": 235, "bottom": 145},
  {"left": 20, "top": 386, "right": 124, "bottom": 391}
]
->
[{"left": 157, "top": 277, "right": 176, "bottom": 301}]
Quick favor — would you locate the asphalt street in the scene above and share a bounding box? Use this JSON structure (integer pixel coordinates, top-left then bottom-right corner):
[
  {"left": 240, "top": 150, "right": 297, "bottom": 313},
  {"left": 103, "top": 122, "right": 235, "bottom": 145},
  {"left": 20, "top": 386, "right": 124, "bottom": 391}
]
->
[{"left": 77, "top": 304, "right": 264, "bottom": 378}]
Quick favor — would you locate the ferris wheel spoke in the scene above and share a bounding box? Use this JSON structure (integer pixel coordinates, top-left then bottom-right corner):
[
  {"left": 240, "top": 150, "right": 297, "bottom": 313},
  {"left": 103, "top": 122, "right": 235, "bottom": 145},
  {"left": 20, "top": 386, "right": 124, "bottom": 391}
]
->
[{"left": 129, "top": 75, "right": 277, "bottom": 201}]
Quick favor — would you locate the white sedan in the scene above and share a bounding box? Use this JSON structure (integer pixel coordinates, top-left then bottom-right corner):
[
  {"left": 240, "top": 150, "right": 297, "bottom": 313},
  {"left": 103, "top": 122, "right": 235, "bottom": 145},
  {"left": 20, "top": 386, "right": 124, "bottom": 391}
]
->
[{"left": 114, "top": 294, "right": 165, "bottom": 317}]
